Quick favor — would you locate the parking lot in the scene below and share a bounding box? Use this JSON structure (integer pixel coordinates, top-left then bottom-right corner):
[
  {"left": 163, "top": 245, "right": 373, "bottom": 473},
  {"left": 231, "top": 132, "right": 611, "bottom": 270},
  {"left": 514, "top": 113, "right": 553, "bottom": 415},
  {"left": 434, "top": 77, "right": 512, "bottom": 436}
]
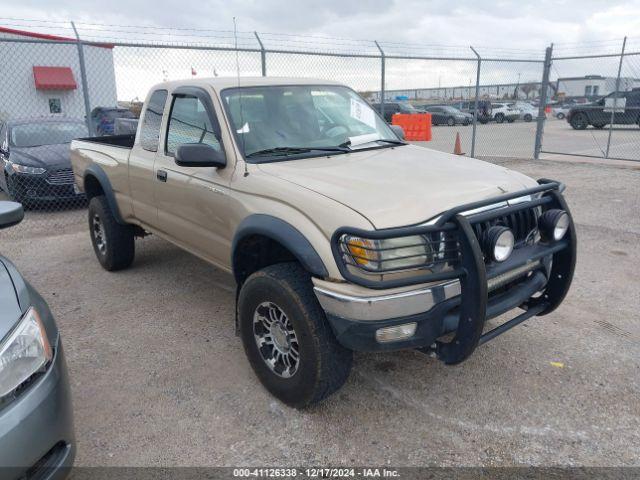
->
[
  {"left": 424, "top": 117, "right": 640, "bottom": 161},
  {"left": 1, "top": 154, "right": 639, "bottom": 467}
]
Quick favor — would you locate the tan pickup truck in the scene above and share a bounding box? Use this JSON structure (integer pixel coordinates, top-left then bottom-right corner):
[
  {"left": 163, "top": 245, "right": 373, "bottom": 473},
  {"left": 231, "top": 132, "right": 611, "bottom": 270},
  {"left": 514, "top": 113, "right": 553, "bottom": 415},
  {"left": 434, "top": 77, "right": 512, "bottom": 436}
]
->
[{"left": 70, "top": 77, "right": 576, "bottom": 407}]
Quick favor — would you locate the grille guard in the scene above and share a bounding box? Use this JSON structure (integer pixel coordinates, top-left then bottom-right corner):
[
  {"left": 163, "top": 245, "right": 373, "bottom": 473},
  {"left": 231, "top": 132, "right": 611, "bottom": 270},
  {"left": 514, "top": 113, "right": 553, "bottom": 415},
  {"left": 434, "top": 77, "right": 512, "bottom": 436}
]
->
[{"left": 330, "top": 179, "right": 577, "bottom": 364}]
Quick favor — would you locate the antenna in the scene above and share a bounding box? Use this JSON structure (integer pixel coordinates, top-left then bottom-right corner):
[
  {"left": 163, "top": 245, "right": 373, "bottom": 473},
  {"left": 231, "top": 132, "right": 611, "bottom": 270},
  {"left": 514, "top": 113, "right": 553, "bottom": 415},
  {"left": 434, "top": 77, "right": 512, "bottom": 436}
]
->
[{"left": 233, "top": 17, "right": 249, "bottom": 177}]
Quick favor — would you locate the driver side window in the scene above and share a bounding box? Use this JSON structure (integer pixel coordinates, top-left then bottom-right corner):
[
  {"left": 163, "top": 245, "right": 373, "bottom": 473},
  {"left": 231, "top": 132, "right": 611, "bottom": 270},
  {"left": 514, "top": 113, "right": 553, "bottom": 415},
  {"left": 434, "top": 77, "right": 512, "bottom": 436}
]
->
[{"left": 166, "top": 95, "right": 222, "bottom": 156}]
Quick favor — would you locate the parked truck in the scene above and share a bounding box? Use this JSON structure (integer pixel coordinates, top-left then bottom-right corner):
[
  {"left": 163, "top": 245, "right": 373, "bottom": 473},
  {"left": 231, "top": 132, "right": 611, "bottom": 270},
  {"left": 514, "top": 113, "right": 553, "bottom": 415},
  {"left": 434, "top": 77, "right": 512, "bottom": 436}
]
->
[{"left": 70, "top": 77, "right": 576, "bottom": 408}]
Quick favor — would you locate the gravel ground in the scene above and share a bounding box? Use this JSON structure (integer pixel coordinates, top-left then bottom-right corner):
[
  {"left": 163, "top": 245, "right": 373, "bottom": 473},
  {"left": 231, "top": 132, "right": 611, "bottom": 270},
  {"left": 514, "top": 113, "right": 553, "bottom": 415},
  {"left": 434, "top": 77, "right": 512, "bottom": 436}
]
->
[{"left": 1, "top": 157, "right": 639, "bottom": 467}]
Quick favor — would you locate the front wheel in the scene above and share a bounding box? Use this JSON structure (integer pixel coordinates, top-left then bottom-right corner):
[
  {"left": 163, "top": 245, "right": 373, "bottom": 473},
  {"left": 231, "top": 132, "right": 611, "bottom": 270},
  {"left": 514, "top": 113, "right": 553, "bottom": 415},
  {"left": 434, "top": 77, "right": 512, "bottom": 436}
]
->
[
  {"left": 524, "top": 114, "right": 533, "bottom": 122},
  {"left": 238, "top": 263, "right": 353, "bottom": 408},
  {"left": 556, "top": 112, "right": 565, "bottom": 120},
  {"left": 495, "top": 113, "right": 505, "bottom": 123},
  {"left": 447, "top": 116, "right": 455, "bottom": 126},
  {"left": 570, "top": 112, "right": 589, "bottom": 130},
  {"left": 88, "top": 195, "right": 135, "bottom": 271}
]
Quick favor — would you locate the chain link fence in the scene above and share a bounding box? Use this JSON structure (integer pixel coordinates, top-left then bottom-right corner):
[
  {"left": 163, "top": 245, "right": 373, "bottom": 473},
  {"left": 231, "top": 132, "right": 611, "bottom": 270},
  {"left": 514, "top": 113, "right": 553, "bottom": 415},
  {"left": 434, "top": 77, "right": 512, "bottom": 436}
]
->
[
  {"left": 540, "top": 37, "right": 640, "bottom": 161},
  {"left": 0, "top": 21, "right": 638, "bottom": 234}
]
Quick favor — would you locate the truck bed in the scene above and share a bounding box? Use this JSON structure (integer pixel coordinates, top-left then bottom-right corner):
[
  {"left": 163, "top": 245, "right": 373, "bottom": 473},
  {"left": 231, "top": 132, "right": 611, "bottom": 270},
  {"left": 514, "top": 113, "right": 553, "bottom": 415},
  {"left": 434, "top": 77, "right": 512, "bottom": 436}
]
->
[
  {"left": 75, "top": 134, "right": 135, "bottom": 149},
  {"left": 70, "top": 135, "right": 135, "bottom": 221}
]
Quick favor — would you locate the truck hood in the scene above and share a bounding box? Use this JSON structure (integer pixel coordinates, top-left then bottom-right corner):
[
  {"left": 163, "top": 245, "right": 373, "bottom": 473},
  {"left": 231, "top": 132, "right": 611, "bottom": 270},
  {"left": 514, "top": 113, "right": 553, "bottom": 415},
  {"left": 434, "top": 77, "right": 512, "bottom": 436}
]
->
[{"left": 257, "top": 144, "right": 536, "bottom": 229}]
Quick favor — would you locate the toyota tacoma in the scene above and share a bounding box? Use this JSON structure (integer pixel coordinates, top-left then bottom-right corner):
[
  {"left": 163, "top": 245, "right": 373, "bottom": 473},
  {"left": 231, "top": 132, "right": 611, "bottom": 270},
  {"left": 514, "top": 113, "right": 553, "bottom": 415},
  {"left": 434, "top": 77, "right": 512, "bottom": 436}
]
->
[{"left": 70, "top": 78, "right": 576, "bottom": 408}]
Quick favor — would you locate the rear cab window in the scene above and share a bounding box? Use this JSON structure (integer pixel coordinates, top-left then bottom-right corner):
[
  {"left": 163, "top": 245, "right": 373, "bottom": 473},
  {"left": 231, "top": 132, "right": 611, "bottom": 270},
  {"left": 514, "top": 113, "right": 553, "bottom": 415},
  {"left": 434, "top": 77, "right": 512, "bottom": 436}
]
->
[{"left": 139, "top": 89, "right": 168, "bottom": 152}]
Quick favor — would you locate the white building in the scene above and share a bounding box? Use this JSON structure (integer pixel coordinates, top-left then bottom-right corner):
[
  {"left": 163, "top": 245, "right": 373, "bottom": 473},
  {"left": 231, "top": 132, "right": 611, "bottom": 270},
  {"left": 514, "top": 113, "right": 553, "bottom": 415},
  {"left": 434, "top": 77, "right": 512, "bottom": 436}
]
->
[
  {"left": 556, "top": 75, "right": 640, "bottom": 99},
  {"left": 0, "top": 26, "right": 117, "bottom": 121}
]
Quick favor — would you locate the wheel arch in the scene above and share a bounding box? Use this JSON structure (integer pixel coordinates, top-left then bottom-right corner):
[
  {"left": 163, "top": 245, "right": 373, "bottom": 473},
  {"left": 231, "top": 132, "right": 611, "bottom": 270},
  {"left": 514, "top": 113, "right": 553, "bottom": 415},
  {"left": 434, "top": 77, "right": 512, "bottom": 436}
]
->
[
  {"left": 83, "top": 164, "right": 126, "bottom": 225},
  {"left": 231, "top": 214, "right": 329, "bottom": 286}
]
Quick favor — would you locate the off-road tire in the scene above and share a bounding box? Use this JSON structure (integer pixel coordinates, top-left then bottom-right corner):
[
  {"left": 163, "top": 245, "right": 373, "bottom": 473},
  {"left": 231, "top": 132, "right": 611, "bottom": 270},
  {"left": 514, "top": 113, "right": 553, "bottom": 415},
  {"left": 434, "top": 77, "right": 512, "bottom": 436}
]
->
[
  {"left": 570, "top": 112, "right": 589, "bottom": 130},
  {"left": 238, "top": 262, "right": 353, "bottom": 408},
  {"left": 88, "top": 195, "right": 135, "bottom": 271}
]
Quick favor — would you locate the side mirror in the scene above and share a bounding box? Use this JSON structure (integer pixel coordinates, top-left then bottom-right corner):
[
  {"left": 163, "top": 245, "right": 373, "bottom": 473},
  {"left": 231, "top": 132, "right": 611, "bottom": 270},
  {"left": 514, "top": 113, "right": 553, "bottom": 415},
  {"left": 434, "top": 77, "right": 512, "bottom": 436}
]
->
[
  {"left": 0, "top": 201, "right": 24, "bottom": 229},
  {"left": 175, "top": 143, "right": 226, "bottom": 168},
  {"left": 390, "top": 124, "right": 405, "bottom": 140}
]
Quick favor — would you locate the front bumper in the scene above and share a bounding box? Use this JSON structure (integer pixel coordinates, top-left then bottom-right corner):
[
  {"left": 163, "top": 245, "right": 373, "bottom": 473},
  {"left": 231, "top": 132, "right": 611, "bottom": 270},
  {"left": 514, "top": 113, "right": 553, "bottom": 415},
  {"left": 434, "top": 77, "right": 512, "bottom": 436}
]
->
[
  {"left": 0, "top": 338, "right": 75, "bottom": 480},
  {"left": 321, "top": 179, "right": 576, "bottom": 363},
  {"left": 316, "top": 261, "right": 550, "bottom": 352}
]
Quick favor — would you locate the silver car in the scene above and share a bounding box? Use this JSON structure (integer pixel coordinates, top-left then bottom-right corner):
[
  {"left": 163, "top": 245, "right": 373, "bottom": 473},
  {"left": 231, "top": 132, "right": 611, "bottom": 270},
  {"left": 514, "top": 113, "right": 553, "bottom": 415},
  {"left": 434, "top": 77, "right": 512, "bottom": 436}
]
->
[{"left": 0, "top": 202, "right": 75, "bottom": 479}]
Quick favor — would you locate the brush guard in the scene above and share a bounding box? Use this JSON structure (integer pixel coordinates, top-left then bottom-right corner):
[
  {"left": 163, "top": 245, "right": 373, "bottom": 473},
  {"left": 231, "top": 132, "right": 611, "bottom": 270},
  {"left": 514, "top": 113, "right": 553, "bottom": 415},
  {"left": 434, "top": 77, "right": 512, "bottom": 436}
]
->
[{"left": 331, "top": 179, "right": 577, "bottom": 364}]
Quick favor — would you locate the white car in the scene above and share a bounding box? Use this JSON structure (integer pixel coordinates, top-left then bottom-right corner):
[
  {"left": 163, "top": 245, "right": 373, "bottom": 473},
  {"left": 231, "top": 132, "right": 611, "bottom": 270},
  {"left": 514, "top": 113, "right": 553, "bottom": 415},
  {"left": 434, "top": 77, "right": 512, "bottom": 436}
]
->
[
  {"left": 552, "top": 104, "right": 572, "bottom": 120},
  {"left": 513, "top": 101, "right": 537, "bottom": 122},
  {"left": 491, "top": 103, "right": 520, "bottom": 123}
]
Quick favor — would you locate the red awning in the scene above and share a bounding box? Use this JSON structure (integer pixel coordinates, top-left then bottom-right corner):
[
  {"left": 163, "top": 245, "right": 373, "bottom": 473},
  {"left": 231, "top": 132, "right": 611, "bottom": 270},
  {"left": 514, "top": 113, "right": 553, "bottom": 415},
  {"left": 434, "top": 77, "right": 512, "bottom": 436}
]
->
[{"left": 33, "top": 66, "right": 77, "bottom": 90}]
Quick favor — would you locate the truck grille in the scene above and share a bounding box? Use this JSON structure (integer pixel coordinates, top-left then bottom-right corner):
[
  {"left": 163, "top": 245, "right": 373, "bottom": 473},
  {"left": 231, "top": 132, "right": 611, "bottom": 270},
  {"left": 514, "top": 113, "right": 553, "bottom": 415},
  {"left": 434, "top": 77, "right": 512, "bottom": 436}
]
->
[
  {"left": 46, "top": 168, "right": 74, "bottom": 185},
  {"left": 471, "top": 206, "right": 539, "bottom": 246}
]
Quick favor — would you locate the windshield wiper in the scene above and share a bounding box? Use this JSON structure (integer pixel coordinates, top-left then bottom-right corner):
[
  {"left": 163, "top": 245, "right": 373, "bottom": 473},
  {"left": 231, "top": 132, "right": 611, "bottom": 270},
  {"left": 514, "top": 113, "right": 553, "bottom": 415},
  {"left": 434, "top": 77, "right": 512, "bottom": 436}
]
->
[
  {"left": 340, "top": 138, "right": 406, "bottom": 149},
  {"left": 246, "top": 146, "right": 349, "bottom": 158}
]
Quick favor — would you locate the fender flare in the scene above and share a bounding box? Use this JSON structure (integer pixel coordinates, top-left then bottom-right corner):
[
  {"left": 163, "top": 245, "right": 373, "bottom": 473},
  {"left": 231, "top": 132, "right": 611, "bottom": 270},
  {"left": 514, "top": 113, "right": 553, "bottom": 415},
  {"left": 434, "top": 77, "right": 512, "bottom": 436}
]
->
[
  {"left": 83, "top": 164, "right": 126, "bottom": 225},
  {"left": 231, "top": 214, "right": 329, "bottom": 283}
]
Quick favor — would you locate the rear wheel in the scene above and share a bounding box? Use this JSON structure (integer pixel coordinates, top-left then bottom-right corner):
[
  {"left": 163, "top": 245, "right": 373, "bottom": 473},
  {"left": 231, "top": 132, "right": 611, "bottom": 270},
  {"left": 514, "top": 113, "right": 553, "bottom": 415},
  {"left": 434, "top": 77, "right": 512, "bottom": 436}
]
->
[
  {"left": 556, "top": 112, "right": 565, "bottom": 120},
  {"left": 495, "top": 113, "right": 505, "bottom": 123},
  {"left": 524, "top": 113, "right": 533, "bottom": 122},
  {"left": 447, "top": 116, "right": 455, "bottom": 126},
  {"left": 88, "top": 195, "right": 135, "bottom": 271},
  {"left": 239, "top": 262, "right": 353, "bottom": 408},
  {"left": 570, "top": 112, "right": 589, "bottom": 130}
]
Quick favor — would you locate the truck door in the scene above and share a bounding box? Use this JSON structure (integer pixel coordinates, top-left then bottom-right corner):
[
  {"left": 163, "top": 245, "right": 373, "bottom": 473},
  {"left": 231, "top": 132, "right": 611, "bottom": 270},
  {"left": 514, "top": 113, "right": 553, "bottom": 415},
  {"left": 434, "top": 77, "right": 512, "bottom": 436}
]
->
[
  {"left": 153, "top": 87, "right": 231, "bottom": 268},
  {"left": 128, "top": 89, "right": 168, "bottom": 227}
]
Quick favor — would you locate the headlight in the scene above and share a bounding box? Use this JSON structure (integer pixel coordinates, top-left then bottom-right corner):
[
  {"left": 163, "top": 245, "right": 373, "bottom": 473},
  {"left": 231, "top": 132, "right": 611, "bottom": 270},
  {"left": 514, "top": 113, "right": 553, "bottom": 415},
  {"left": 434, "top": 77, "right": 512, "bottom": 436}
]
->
[
  {"left": 539, "top": 209, "right": 570, "bottom": 241},
  {"left": 0, "top": 307, "right": 52, "bottom": 399},
  {"left": 10, "top": 163, "right": 46, "bottom": 175},
  {"left": 344, "top": 234, "right": 439, "bottom": 272},
  {"left": 483, "top": 226, "right": 514, "bottom": 262}
]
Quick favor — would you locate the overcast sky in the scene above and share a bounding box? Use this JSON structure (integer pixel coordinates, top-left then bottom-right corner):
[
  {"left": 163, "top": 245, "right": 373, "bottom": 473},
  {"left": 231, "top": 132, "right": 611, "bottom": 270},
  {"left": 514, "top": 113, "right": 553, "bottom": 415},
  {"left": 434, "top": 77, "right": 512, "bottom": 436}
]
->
[
  {"left": 3, "top": 1, "right": 640, "bottom": 100},
  {"left": 5, "top": 0, "right": 640, "bottom": 51}
]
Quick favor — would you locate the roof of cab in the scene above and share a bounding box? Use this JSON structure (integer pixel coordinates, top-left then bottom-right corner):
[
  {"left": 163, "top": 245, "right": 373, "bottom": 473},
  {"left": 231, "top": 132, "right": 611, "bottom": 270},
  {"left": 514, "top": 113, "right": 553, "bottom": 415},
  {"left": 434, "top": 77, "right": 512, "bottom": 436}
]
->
[{"left": 151, "top": 76, "right": 344, "bottom": 91}]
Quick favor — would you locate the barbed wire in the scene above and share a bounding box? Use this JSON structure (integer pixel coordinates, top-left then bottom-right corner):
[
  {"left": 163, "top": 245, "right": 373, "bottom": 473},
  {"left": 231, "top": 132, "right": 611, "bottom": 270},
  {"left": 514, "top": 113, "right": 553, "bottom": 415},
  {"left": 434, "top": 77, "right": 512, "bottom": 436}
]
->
[{"left": 0, "top": 17, "right": 638, "bottom": 58}]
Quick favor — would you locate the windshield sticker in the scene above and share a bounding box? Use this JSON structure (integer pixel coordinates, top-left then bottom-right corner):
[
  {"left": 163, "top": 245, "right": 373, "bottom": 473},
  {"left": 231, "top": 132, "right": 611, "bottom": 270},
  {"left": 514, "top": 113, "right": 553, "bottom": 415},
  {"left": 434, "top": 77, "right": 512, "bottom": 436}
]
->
[
  {"left": 237, "top": 122, "right": 250, "bottom": 134},
  {"left": 350, "top": 98, "right": 377, "bottom": 129}
]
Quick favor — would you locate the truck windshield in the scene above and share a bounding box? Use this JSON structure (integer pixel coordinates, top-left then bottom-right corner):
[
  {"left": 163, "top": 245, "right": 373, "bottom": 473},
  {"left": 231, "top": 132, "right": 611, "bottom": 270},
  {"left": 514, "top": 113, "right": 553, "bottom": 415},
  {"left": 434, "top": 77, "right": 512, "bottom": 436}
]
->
[{"left": 221, "top": 85, "right": 400, "bottom": 161}]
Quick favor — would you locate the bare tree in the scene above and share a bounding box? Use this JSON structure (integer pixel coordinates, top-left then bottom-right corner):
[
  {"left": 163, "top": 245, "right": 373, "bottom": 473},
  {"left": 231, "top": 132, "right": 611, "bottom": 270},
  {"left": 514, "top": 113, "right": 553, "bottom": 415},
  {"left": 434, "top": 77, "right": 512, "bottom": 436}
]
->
[{"left": 520, "top": 83, "right": 539, "bottom": 99}]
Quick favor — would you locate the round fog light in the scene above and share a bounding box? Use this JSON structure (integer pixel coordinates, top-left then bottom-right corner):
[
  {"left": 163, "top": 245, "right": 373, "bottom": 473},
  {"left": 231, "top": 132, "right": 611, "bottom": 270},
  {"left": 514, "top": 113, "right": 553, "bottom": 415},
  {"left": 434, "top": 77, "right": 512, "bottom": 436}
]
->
[
  {"left": 539, "top": 209, "right": 569, "bottom": 241},
  {"left": 484, "top": 226, "right": 515, "bottom": 263}
]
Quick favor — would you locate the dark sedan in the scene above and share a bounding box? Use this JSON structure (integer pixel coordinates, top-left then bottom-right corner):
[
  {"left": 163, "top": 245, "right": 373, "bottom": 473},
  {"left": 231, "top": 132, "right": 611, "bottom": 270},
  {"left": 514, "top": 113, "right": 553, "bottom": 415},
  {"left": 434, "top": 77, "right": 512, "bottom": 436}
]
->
[
  {"left": 0, "top": 118, "right": 88, "bottom": 205},
  {"left": 0, "top": 202, "right": 75, "bottom": 479},
  {"left": 418, "top": 105, "right": 473, "bottom": 126}
]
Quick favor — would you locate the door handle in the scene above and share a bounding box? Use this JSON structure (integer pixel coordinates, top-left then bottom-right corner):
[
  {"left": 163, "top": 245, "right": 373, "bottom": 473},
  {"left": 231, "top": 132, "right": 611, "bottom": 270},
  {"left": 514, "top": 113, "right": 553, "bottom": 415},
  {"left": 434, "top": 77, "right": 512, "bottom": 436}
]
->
[{"left": 156, "top": 170, "right": 167, "bottom": 182}]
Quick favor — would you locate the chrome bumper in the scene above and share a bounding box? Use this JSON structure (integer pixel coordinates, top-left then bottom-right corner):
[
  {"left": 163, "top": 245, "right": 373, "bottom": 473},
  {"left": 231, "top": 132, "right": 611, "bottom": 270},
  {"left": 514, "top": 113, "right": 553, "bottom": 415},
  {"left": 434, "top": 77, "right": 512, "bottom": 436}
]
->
[
  {"left": 314, "top": 280, "right": 461, "bottom": 321},
  {"left": 314, "top": 259, "right": 544, "bottom": 322}
]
